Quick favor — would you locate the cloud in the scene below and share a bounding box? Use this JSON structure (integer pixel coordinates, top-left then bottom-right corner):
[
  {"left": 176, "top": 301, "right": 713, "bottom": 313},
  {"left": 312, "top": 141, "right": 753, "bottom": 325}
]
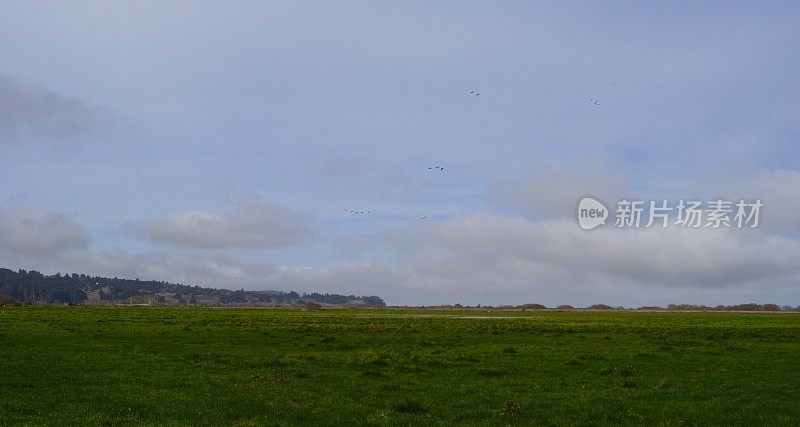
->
[
  {"left": 385, "top": 213, "right": 800, "bottom": 305},
  {"left": 0, "top": 244, "right": 400, "bottom": 299},
  {"left": 0, "top": 74, "right": 111, "bottom": 144},
  {"left": 131, "top": 198, "right": 314, "bottom": 249},
  {"left": 0, "top": 207, "right": 88, "bottom": 255},
  {"left": 735, "top": 169, "right": 800, "bottom": 232},
  {"left": 0, "top": 245, "right": 270, "bottom": 287},
  {"left": 268, "top": 261, "right": 405, "bottom": 296},
  {"left": 3, "top": 210, "right": 799, "bottom": 306},
  {"left": 498, "top": 158, "right": 633, "bottom": 219},
  {"left": 332, "top": 232, "right": 382, "bottom": 260}
]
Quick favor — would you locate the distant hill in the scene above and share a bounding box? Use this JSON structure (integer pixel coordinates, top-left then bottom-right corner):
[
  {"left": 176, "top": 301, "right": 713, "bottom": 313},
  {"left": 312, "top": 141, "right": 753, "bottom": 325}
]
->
[{"left": 0, "top": 268, "right": 385, "bottom": 307}]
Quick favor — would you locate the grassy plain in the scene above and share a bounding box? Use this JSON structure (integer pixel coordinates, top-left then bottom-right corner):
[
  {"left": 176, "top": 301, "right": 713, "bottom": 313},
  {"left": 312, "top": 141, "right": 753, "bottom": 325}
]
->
[{"left": 1, "top": 307, "right": 799, "bottom": 425}]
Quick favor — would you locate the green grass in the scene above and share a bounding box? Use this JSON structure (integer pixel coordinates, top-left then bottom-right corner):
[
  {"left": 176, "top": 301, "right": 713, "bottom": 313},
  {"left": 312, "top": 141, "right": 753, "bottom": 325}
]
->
[{"left": 1, "top": 307, "right": 800, "bottom": 425}]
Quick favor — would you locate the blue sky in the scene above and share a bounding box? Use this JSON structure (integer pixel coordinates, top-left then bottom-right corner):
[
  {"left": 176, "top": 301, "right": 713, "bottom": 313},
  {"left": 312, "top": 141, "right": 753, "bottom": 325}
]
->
[{"left": 1, "top": 1, "right": 800, "bottom": 306}]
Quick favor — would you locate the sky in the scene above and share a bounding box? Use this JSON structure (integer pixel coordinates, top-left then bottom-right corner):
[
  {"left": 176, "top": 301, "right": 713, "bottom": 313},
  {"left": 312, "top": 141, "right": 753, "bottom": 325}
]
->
[{"left": 1, "top": 1, "right": 800, "bottom": 306}]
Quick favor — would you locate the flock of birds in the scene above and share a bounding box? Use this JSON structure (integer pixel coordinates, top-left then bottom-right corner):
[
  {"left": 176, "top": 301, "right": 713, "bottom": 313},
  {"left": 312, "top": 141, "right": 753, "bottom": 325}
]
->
[
  {"left": 343, "top": 85, "right": 611, "bottom": 222},
  {"left": 344, "top": 163, "right": 447, "bottom": 220}
]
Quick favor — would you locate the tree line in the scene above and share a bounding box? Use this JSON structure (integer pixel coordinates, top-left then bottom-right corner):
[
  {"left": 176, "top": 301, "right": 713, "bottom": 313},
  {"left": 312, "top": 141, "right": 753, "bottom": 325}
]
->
[{"left": 0, "top": 268, "right": 385, "bottom": 307}]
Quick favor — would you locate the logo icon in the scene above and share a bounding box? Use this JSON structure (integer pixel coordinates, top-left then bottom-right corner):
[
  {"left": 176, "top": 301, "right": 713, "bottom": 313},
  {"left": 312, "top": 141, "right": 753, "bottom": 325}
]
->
[{"left": 578, "top": 197, "right": 608, "bottom": 230}]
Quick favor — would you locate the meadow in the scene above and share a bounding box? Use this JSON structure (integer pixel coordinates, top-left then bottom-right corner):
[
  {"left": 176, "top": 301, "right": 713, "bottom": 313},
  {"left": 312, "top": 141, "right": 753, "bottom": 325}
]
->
[{"left": 1, "top": 307, "right": 799, "bottom": 426}]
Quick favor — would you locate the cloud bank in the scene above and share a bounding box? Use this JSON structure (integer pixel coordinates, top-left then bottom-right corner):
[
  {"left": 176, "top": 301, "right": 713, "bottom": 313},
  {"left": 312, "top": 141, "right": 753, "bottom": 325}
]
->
[
  {"left": 3, "top": 206, "right": 799, "bottom": 307},
  {"left": 130, "top": 198, "right": 313, "bottom": 249},
  {"left": 0, "top": 207, "right": 88, "bottom": 256}
]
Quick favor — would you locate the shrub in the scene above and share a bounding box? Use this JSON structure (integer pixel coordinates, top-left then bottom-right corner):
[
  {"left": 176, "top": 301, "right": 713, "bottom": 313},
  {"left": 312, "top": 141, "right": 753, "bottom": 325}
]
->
[
  {"left": 304, "top": 301, "right": 322, "bottom": 310},
  {"left": 518, "top": 303, "right": 547, "bottom": 310}
]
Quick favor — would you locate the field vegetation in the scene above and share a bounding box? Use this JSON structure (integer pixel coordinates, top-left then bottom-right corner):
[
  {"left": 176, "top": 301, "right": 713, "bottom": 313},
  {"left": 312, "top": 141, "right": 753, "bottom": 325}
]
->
[{"left": 1, "top": 307, "right": 799, "bottom": 425}]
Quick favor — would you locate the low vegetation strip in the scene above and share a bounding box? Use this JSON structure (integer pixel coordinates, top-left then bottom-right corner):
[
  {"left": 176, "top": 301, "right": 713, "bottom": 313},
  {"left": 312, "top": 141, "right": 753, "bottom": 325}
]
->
[{"left": 1, "top": 307, "right": 799, "bottom": 425}]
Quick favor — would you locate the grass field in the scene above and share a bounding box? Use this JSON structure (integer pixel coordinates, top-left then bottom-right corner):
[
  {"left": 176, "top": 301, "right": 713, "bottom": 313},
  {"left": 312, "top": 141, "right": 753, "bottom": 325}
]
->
[{"left": 1, "top": 307, "right": 799, "bottom": 426}]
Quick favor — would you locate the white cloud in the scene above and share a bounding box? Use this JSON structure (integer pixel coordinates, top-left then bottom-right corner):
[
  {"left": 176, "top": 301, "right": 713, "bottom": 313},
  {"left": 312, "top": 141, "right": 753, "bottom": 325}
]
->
[
  {"left": 2, "top": 204, "right": 799, "bottom": 307},
  {"left": 0, "top": 207, "right": 88, "bottom": 255},
  {"left": 735, "top": 169, "right": 800, "bottom": 231},
  {"left": 498, "top": 158, "right": 633, "bottom": 219},
  {"left": 0, "top": 244, "right": 400, "bottom": 299},
  {"left": 130, "top": 198, "right": 313, "bottom": 249},
  {"left": 386, "top": 213, "right": 800, "bottom": 305}
]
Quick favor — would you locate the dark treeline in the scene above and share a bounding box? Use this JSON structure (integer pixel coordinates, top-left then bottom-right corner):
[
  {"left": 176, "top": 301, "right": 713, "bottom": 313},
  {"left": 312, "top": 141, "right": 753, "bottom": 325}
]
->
[
  {"left": 0, "top": 268, "right": 385, "bottom": 307},
  {"left": 662, "top": 303, "right": 793, "bottom": 311},
  {"left": 1, "top": 267, "right": 794, "bottom": 311},
  {"left": 422, "top": 303, "right": 800, "bottom": 311},
  {"left": 0, "top": 269, "right": 86, "bottom": 304}
]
